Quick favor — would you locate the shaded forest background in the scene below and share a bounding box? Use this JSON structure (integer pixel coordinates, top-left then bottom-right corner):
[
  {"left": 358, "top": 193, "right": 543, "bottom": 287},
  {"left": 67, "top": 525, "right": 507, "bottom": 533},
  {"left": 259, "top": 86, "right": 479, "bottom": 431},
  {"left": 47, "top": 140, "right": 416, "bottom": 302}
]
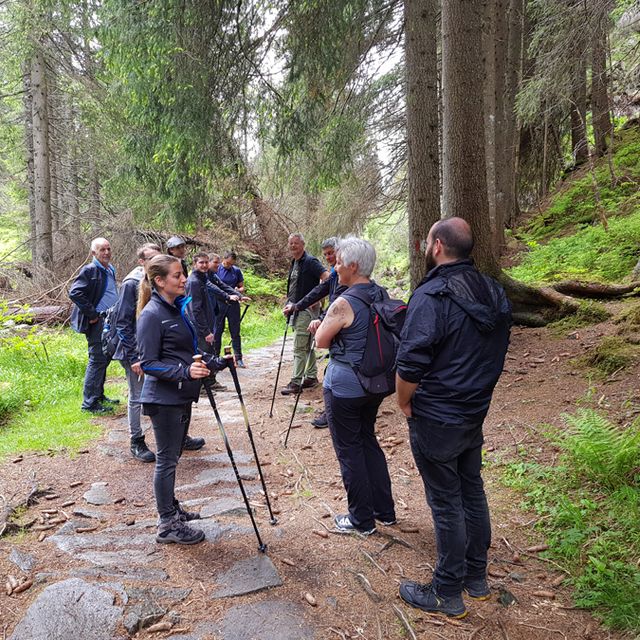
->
[{"left": 0, "top": 0, "right": 638, "bottom": 298}]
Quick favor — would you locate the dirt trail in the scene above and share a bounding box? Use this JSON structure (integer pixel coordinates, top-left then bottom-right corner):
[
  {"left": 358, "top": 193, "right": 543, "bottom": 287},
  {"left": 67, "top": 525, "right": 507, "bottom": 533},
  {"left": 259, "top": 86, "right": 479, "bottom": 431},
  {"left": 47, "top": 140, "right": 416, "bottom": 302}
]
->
[{"left": 0, "top": 319, "right": 636, "bottom": 639}]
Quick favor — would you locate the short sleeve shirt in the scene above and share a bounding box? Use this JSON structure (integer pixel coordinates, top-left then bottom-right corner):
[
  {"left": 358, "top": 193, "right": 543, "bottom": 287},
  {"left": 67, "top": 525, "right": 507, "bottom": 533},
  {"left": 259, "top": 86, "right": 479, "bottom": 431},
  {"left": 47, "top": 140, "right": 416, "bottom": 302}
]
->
[{"left": 216, "top": 264, "right": 243, "bottom": 289}]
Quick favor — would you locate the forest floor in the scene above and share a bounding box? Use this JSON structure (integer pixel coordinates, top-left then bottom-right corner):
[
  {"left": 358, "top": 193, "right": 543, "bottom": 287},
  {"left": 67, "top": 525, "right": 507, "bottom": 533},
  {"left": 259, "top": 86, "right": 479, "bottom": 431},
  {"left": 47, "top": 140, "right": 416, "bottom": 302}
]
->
[{"left": 1, "top": 306, "right": 638, "bottom": 640}]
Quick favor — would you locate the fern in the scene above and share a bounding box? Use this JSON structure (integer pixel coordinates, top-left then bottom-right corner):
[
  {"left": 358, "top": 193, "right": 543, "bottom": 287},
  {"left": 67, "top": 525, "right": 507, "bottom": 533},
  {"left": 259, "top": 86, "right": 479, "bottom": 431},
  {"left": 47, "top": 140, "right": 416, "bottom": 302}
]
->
[{"left": 558, "top": 410, "right": 640, "bottom": 490}]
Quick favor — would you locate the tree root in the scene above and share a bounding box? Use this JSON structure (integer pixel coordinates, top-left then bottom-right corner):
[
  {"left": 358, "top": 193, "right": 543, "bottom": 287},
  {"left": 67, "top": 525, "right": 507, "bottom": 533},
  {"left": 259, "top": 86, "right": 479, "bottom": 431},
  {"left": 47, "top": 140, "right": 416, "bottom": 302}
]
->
[{"left": 0, "top": 485, "right": 50, "bottom": 538}]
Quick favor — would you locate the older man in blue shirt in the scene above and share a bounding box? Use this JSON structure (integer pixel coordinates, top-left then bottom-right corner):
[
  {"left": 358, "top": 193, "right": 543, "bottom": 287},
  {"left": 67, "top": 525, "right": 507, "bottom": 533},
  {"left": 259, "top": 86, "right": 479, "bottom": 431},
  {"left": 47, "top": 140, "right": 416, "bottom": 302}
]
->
[{"left": 69, "top": 237, "right": 119, "bottom": 414}]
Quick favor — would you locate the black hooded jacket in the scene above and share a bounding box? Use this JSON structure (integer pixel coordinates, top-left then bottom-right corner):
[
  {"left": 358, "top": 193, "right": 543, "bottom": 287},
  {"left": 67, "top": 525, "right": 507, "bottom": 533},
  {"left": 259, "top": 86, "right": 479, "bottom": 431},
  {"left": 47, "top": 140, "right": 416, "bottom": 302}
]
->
[{"left": 396, "top": 260, "right": 511, "bottom": 424}]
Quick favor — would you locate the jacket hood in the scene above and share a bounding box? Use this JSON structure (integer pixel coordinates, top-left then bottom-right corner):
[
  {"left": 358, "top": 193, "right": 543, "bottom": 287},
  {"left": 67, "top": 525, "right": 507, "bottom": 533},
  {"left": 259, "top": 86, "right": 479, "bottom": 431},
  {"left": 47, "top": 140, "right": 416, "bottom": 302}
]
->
[
  {"left": 423, "top": 261, "right": 504, "bottom": 334},
  {"left": 124, "top": 266, "right": 144, "bottom": 283}
]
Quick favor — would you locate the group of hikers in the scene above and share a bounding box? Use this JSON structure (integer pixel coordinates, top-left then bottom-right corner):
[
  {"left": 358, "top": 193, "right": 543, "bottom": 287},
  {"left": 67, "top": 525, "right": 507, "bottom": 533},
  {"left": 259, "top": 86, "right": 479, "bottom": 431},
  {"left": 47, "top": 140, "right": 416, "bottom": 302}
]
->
[{"left": 67, "top": 218, "right": 512, "bottom": 620}]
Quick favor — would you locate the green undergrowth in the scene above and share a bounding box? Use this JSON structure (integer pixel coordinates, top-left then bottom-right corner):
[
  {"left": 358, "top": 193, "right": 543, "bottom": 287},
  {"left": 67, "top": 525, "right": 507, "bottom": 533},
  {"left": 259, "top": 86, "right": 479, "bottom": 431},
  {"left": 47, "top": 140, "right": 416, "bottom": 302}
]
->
[
  {"left": 501, "top": 409, "right": 640, "bottom": 632},
  {"left": 509, "top": 125, "right": 640, "bottom": 284},
  {"left": 0, "top": 327, "right": 120, "bottom": 458},
  {"left": 218, "top": 303, "right": 285, "bottom": 353},
  {"left": 548, "top": 301, "right": 611, "bottom": 334},
  {"left": 575, "top": 335, "right": 640, "bottom": 378}
]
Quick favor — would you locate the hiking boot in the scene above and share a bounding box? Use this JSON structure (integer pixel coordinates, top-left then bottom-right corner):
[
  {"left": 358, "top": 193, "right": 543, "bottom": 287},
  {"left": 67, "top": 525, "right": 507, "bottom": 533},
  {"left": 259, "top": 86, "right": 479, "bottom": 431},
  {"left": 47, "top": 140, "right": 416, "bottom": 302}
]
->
[
  {"left": 156, "top": 516, "right": 205, "bottom": 545},
  {"left": 463, "top": 577, "right": 491, "bottom": 600},
  {"left": 301, "top": 377, "right": 319, "bottom": 389},
  {"left": 235, "top": 359, "right": 246, "bottom": 368},
  {"left": 311, "top": 412, "right": 328, "bottom": 428},
  {"left": 399, "top": 581, "right": 467, "bottom": 619},
  {"left": 376, "top": 517, "right": 397, "bottom": 526},
  {"left": 183, "top": 435, "right": 205, "bottom": 451},
  {"left": 130, "top": 437, "right": 155, "bottom": 463},
  {"left": 334, "top": 514, "right": 376, "bottom": 536},
  {"left": 281, "top": 382, "right": 301, "bottom": 396},
  {"left": 83, "top": 403, "right": 114, "bottom": 415},
  {"left": 174, "top": 500, "right": 201, "bottom": 522},
  {"left": 210, "top": 380, "right": 228, "bottom": 392},
  {"left": 101, "top": 396, "right": 121, "bottom": 405}
]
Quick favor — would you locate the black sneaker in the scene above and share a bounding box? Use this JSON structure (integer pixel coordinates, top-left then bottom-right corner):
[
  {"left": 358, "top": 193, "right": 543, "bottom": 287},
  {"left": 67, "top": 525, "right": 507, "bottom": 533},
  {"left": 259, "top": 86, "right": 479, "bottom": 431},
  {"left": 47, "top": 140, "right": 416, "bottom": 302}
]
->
[
  {"left": 235, "top": 359, "right": 246, "bottom": 368},
  {"left": 156, "top": 517, "right": 205, "bottom": 545},
  {"left": 334, "top": 514, "right": 376, "bottom": 536},
  {"left": 83, "top": 404, "right": 114, "bottom": 415},
  {"left": 399, "top": 581, "right": 467, "bottom": 619},
  {"left": 183, "top": 435, "right": 205, "bottom": 451},
  {"left": 301, "top": 377, "right": 319, "bottom": 389},
  {"left": 376, "top": 517, "right": 397, "bottom": 526},
  {"left": 464, "top": 577, "right": 491, "bottom": 600},
  {"left": 280, "top": 382, "right": 301, "bottom": 396},
  {"left": 101, "top": 396, "right": 121, "bottom": 405},
  {"left": 311, "top": 412, "right": 328, "bottom": 428},
  {"left": 174, "top": 500, "right": 201, "bottom": 522},
  {"left": 130, "top": 437, "right": 155, "bottom": 463}
]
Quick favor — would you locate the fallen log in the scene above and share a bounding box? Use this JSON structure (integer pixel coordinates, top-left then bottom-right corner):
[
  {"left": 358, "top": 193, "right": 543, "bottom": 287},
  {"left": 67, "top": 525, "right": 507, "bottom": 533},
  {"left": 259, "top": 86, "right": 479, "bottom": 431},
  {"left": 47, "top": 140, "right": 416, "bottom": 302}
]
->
[{"left": 551, "top": 280, "right": 640, "bottom": 298}]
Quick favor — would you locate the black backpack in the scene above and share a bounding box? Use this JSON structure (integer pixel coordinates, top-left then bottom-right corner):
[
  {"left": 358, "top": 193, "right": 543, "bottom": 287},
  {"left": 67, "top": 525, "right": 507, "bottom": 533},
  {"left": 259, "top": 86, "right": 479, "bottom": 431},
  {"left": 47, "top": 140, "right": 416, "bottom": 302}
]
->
[
  {"left": 101, "top": 303, "right": 120, "bottom": 358},
  {"left": 342, "top": 285, "right": 407, "bottom": 396}
]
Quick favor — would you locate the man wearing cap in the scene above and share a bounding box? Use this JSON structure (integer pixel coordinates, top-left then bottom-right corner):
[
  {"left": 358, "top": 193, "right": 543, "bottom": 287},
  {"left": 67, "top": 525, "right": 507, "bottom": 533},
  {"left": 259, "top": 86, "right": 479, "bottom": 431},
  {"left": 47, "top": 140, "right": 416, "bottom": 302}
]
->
[
  {"left": 69, "top": 237, "right": 120, "bottom": 414},
  {"left": 166, "top": 236, "right": 189, "bottom": 277}
]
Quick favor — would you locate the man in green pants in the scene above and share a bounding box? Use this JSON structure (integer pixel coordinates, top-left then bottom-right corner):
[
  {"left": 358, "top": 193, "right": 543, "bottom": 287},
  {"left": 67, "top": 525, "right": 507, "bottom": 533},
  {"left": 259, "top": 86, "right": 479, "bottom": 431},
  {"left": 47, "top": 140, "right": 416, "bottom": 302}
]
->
[{"left": 280, "top": 233, "right": 329, "bottom": 395}]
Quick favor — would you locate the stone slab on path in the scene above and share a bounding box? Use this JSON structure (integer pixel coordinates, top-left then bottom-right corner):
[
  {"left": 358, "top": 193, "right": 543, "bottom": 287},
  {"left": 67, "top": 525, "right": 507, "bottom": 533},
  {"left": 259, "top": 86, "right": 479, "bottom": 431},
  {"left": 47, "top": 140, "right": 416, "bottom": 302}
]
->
[
  {"left": 211, "top": 554, "right": 282, "bottom": 599},
  {"left": 8, "top": 578, "right": 123, "bottom": 640},
  {"left": 9, "top": 548, "right": 37, "bottom": 572},
  {"left": 83, "top": 482, "right": 112, "bottom": 505},
  {"left": 72, "top": 566, "right": 169, "bottom": 582},
  {"left": 200, "top": 497, "right": 247, "bottom": 518},
  {"left": 214, "top": 600, "right": 316, "bottom": 640}
]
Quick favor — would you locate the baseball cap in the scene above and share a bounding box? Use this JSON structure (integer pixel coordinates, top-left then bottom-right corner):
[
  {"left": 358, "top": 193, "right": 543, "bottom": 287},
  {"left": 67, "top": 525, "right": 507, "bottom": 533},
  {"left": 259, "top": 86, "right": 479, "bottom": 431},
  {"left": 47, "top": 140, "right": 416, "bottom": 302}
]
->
[{"left": 166, "top": 236, "right": 186, "bottom": 249}]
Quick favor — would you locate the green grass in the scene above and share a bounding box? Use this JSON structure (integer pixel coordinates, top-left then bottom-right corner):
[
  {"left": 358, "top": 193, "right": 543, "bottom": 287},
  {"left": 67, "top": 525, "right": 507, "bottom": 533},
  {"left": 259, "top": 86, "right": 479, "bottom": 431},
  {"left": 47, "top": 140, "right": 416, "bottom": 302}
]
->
[
  {"left": 501, "top": 410, "right": 640, "bottom": 632},
  {"left": 0, "top": 328, "right": 123, "bottom": 458},
  {"left": 509, "top": 125, "right": 640, "bottom": 285},
  {"left": 218, "top": 304, "right": 286, "bottom": 353}
]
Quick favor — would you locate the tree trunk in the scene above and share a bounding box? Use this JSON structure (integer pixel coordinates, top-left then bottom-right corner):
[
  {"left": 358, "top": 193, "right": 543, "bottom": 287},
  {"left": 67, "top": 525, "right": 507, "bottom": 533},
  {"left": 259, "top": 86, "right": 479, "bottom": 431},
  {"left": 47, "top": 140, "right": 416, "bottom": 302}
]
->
[
  {"left": 570, "top": 55, "right": 588, "bottom": 165},
  {"left": 22, "top": 64, "right": 36, "bottom": 258},
  {"left": 30, "top": 46, "right": 53, "bottom": 270},
  {"left": 502, "top": 0, "right": 523, "bottom": 232},
  {"left": 491, "top": 0, "right": 507, "bottom": 247},
  {"left": 591, "top": 3, "right": 612, "bottom": 157},
  {"left": 442, "top": 0, "right": 497, "bottom": 276},
  {"left": 404, "top": 0, "right": 440, "bottom": 289},
  {"left": 483, "top": 0, "right": 497, "bottom": 242}
]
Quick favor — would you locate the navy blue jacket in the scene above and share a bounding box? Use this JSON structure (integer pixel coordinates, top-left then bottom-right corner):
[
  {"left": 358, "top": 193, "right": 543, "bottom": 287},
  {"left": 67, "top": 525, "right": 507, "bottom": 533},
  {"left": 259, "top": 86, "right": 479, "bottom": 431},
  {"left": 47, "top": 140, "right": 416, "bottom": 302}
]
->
[
  {"left": 186, "top": 270, "right": 215, "bottom": 341},
  {"left": 137, "top": 291, "right": 227, "bottom": 404},
  {"left": 113, "top": 266, "right": 144, "bottom": 364},
  {"left": 397, "top": 260, "right": 511, "bottom": 425},
  {"left": 287, "top": 252, "right": 327, "bottom": 303},
  {"left": 294, "top": 269, "right": 346, "bottom": 313},
  {"left": 69, "top": 262, "right": 112, "bottom": 334}
]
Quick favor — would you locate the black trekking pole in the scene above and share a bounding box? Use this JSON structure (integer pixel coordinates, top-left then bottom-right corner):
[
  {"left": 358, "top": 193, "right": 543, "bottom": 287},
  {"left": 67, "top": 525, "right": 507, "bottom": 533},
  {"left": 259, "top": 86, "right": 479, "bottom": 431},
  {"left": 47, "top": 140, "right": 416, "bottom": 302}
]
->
[
  {"left": 224, "top": 347, "right": 278, "bottom": 525},
  {"left": 194, "top": 355, "right": 267, "bottom": 553},
  {"left": 239, "top": 303, "right": 250, "bottom": 323},
  {"left": 284, "top": 336, "right": 316, "bottom": 449},
  {"left": 269, "top": 313, "right": 295, "bottom": 418}
]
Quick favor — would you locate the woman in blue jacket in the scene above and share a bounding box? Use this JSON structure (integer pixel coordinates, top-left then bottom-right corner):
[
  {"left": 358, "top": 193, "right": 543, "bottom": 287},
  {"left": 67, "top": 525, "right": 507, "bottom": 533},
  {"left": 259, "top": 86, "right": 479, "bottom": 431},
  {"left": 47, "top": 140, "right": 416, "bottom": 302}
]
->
[{"left": 137, "top": 255, "right": 230, "bottom": 545}]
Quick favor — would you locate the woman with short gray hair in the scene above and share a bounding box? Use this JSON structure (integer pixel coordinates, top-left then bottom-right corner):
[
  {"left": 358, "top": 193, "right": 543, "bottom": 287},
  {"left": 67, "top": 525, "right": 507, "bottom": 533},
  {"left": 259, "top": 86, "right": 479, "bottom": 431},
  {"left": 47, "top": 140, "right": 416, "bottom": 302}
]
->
[{"left": 315, "top": 236, "right": 396, "bottom": 535}]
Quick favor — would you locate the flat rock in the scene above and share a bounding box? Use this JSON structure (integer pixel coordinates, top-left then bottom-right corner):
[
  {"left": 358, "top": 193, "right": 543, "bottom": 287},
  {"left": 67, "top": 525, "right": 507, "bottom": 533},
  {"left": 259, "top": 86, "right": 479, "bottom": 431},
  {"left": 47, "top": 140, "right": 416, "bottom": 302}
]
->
[
  {"left": 83, "top": 482, "right": 112, "bottom": 506},
  {"left": 211, "top": 555, "right": 282, "bottom": 599},
  {"left": 176, "top": 466, "right": 257, "bottom": 492},
  {"left": 97, "top": 444, "right": 129, "bottom": 460},
  {"left": 215, "top": 600, "right": 315, "bottom": 640},
  {"left": 72, "top": 508, "right": 107, "bottom": 521},
  {"left": 9, "top": 548, "right": 37, "bottom": 571},
  {"left": 8, "top": 578, "right": 122, "bottom": 640},
  {"left": 201, "top": 452, "right": 254, "bottom": 465},
  {"left": 72, "top": 566, "right": 168, "bottom": 582},
  {"left": 200, "top": 498, "right": 248, "bottom": 518}
]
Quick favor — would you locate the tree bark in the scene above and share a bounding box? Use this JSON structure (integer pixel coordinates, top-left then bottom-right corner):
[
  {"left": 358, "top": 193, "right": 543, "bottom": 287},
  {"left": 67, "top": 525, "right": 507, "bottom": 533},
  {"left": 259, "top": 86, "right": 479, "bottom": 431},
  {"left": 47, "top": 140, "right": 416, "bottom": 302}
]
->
[
  {"left": 30, "top": 46, "right": 53, "bottom": 270},
  {"left": 404, "top": 0, "right": 440, "bottom": 289},
  {"left": 570, "top": 55, "right": 588, "bottom": 165},
  {"left": 483, "top": 0, "right": 497, "bottom": 241},
  {"left": 442, "top": 0, "right": 497, "bottom": 276},
  {"left": 492, "top": 0, "right": 507, "bottom": 246},
  {"left": 22, "top": 64, "right": 36, "bottom": 256},
  {"left": 591, "top": 2, "right": 612, "bottom": 157}
]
